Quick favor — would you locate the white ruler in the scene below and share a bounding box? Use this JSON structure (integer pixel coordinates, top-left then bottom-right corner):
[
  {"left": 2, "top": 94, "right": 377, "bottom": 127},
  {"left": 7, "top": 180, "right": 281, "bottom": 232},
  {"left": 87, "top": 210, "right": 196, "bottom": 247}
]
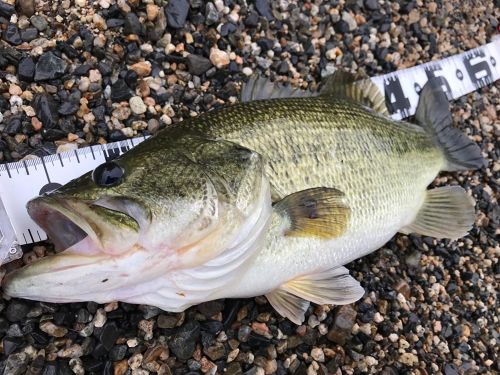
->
[{"left": 1, "top": 38, "right": 499, "bottom": 264}]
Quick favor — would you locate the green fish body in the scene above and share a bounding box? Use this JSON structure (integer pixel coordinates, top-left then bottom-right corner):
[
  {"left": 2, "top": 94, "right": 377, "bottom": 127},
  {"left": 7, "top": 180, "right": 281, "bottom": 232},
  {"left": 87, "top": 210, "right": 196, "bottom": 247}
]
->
[{"left": 3, "top": 74, "right": 483, "bottom": 324}]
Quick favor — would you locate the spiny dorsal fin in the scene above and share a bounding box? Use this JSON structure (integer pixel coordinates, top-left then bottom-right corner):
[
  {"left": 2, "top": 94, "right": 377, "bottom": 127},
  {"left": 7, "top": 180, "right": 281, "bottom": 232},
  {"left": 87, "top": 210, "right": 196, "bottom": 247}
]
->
[
  {"left": 240, "top": 75, "right": 315, "bottom": 102},
  {"left": 266, "top": 289, "right": 310, "bottom": 325},
  {"left": 319, "top": 70, "right": 389, "bottom": 116},
  {"left": 400, "top": 186, "right": 476, "bottom": 240},
  {"left": 415, "top": 81, "right": 485, "bottom": 171},
  {"left": 274, "top": 187, "right": 350, "bottom": 239},
  {"left": 266, "top": 266, "right": 364, "bottom": 324}
]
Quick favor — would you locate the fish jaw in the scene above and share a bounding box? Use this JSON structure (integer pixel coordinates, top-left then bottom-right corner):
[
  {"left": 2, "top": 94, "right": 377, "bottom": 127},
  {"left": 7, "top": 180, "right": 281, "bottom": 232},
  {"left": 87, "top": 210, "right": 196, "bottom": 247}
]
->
[
  {"left": 2, "top": 243, "right": 171, "bottom": 303},
  {"left": 2, "top": 195, "right": 176, "bottom": 302}
]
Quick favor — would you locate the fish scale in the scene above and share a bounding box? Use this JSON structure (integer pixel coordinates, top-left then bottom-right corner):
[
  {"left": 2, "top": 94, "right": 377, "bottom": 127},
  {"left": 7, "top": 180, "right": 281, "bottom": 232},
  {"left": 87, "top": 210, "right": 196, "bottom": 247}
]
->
[{"left": 177, "top": 96, "right": 444, "bottom": 231}]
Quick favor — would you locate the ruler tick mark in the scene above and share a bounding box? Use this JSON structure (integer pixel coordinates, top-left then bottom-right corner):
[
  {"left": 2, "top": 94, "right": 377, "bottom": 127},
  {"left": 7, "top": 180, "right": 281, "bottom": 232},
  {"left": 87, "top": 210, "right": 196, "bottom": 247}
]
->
[
  {"left": 23, "top": 161, "right": 29, "bottom": 175},
  {"left": 41, "top": 158, "right": 51, "bottom": 183},
  {"left": 74, "top": 150, "right": 80, "bottom": 163},
  {"left": 58, "top": 154, "right": 64, "bottom": 167},
  {"left": 27, "top": 229, "right": 34, "bottom": 243},
  {"left": 4, "top": 163, "right": 11, "bottom": 178}
]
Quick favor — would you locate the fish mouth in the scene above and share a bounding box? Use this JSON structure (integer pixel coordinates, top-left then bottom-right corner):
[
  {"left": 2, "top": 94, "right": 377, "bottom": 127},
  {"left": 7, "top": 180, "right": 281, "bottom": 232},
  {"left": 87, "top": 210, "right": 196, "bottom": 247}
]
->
[
  {"left": 2, "top": 195, "right": 145, "bottom": 302},
  {"left": 27, "top": 196, "right": 93, "bottom": 253}
]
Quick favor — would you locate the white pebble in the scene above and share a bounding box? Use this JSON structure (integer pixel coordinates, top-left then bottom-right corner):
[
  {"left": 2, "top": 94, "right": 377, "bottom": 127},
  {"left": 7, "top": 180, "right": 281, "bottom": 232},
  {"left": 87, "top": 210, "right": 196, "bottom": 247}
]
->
[
  {"left": 56, "top": 143, "right": 78, "bottom": 154},
  {"left": 242, "top": 67, "right": 253, "bottom": 76},
  {"left": 129, "top": 96, "right": 147, "bottom": 115},
  {"left": 93, "top": 308, "right": 107, "bottom": 328},
  {"left": 209, "top": 48, "right": 230, "bottom": 69},
  {"left": 373, "top": 312, "right": 384, "bottom": 323}
]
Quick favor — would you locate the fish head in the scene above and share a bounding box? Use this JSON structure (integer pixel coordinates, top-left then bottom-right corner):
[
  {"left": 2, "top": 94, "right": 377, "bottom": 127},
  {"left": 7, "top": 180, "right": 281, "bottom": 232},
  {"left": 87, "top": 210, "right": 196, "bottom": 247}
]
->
[{"left": 3, "top": 132, "right": 271, "bottom": 303}]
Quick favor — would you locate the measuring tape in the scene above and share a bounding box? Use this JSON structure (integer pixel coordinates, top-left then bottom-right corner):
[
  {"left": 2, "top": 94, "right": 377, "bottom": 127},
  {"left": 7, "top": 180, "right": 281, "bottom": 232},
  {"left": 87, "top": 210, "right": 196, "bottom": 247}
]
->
[{"left": 1, "top": 38, "right": 500, "bottom": 265}]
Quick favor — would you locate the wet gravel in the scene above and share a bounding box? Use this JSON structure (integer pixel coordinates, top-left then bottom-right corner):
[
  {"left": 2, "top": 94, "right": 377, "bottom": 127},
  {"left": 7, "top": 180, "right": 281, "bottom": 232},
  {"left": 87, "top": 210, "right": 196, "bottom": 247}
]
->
[{"left": 0, "top": 0, "right": 499, "bottom": 374}]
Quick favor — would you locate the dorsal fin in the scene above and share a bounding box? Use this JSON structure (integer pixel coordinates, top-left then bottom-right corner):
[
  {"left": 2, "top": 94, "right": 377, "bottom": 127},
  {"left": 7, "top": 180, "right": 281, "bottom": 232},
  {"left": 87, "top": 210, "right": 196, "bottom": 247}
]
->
[
  {"left": 240, "top": 75, "right": 316, "bottom": 102},
  {"left": 319, "top": 70, "right": 389, "bottom": 116}
]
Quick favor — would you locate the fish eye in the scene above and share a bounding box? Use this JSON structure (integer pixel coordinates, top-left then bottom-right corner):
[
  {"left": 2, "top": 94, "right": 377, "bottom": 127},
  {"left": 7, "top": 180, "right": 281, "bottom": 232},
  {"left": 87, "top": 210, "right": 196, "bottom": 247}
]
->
[{"left": 92, "top": 162, "right": 124, "bottom": 187}]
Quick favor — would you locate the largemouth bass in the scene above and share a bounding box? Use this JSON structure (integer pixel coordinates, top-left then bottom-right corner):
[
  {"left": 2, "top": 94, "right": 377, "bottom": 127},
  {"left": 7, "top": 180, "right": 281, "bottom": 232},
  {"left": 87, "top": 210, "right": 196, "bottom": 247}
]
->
[{"left": 3, "top": 73, "right": 484, "bottom": 324}]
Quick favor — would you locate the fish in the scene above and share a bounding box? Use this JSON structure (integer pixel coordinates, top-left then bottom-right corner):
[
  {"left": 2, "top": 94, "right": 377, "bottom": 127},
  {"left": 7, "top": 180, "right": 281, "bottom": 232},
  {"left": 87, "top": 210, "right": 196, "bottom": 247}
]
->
[{"left": 3, "top": 72, "right": 484, "bottom": 324}]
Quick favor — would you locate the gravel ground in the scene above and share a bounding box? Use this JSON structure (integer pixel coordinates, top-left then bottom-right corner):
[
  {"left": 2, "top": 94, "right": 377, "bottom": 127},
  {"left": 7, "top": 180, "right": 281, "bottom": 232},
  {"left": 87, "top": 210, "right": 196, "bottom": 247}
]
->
[{"left": 0, "top": 0, "right": 499, "bottom": 374}]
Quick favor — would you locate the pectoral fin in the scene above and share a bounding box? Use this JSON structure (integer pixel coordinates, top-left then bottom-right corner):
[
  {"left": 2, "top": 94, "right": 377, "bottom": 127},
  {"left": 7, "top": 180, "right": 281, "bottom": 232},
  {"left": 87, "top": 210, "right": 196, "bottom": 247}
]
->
[
  {"left": 274, "top": 187, "right": 350, "bottom": 239},
  {"left": 400, "top": 186, "right": 476, "bottom": 240},
  {"left": 266, "top": 266, "right": 364, "bottom": 324}
]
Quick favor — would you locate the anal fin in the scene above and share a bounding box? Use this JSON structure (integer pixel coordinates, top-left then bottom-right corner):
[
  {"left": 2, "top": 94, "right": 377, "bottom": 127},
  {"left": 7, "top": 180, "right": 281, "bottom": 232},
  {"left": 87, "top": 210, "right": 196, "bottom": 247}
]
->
[
  {"left": 400, "top": 186, "right": 476, "bottom": 240},
  {"left": 266, "top": 266, "right": 364, "bottom": 324}
]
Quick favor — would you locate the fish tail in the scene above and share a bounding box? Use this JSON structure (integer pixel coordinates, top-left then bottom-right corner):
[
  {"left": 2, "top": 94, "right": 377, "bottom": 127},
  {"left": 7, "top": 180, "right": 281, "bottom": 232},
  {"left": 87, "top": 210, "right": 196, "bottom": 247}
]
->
[{"left": 415, "top": 81, "right": 486, "bottom": 171}]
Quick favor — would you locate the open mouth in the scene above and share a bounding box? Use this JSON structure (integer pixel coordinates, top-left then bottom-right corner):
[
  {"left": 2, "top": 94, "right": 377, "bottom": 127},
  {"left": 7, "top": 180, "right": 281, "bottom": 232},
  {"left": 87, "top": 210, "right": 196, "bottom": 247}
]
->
[{"left": 27, "top": 197, "right": 89, "bottom": 253}]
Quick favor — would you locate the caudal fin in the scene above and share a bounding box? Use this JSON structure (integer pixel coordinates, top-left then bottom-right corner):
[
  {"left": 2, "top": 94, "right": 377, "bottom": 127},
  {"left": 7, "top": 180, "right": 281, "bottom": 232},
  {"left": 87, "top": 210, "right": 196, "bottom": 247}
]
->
[{"left": 415, "top": 82, "right": 485, "bottom": 171}]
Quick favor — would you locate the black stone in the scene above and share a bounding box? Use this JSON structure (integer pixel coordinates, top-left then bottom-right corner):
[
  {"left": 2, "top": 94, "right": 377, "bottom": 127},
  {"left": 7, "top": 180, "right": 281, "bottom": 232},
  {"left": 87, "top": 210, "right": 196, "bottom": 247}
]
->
[
  {"left": 96, "top": 122, "right": 109, "bottom": 137},
  {"left": 98, "top": 322, "right": 120, "bottom": 351},
  {"left": 169, "top": 320, "right": 200, "bottom": 361},
  {"left": 444, "top": 363, "right": 460, "bottom": 375},
  {"left": 257, "top": 38, "right": 274, "bottom": 52},
  {"left": 4, "top": 117, "right": 22, "bottom": 135},
  {"left": 42, "top": 362, "right": 57, "bottom": 375},
  {"left": 0, "top": 1, "right": 15, "bottom": 18},
  {"left": 109, "top": 345, "right": 127, "bottom": 361},
  {"left": 30, "top": 330, "right": 50, "bottom": 347},
  {"left": 34, "top": 52, "right": 66, "bottom": 81},
  {"left": 379, "top": 22, "right": 391, "bottom": 33},
  {"left": 220, "top": 22, "right": 237, "bottom": 37},
  {"left": 106, "top": 18, "right": 124, "bottom": 28},
  {"left": 73, "top": 64, "right": 92, "bottom": 76},
  {"left": 5, "top": 300, "right": 30, "bottom": 322},
  {"left": 30, "top": 15, "right": 48, "bottom": 31},
  {"left": 255, "top": 0, "right": 273, "bottom": 21},
  {"left": 364, "top": 0, "right": 379, "bottom": 10},
  {"left": 205, "top": 2, "right": 219, "bottom": 25},
  {"left": 33, "top": 94, "right": 59, "bottom": 129},
  {"left": 82, "top": 357, "right": 105, "bottom": 372},
  {"left": 109, "top": 129, "right": 127, "bottom": 142},
  {"left": 124, "top": 13, "right": 143, "bottom": 35},
  {"left": 245, "top": 11, "right": 259, "bottom": 27},
  {"left": 111, "top": 79, "right": 131, "bottom": 102},
  {"left": 186, "top": 54, "right": 212, "bottom": 75},
  {"left": 375, "top": 47, "right": 388, "bottom": 61},
  {"left": 92, "top": 105, "right": 106, "bottom": 121},
  {"left": 20, "top": 27, "right": 38, "bottom": 42},
  {"left": 165, "top": 0, "right": 189, "bottom": 29},
  {"left": 3, "top": 23, "right": 22, "bottom": 45},
  {"left": 200, "top": 320, "right": 223, "bottom": 334},
  {"left": 278, "top": 61, "right": 289, "bottom": 74},
  {"left": 58, "top": 101, "right": 79, "bottom": 116},
  {"left": 98, "top": 61, "right": 112, "bottom": 76},
  {"left": 124, "top": 69, "right": 138, "bottom": 89},
  {"left": 334, "top": 19, "right": 350, "bottom": 34},
  {"left": 3, "top": 337, "right": 24, "bottom": 355}
]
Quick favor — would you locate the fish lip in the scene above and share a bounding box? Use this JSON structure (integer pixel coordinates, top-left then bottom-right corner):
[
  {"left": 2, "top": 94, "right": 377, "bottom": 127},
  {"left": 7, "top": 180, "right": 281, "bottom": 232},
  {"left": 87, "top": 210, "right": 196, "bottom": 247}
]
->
[{"left": 26, "top": 195, "right": 97, "bottom": 253}]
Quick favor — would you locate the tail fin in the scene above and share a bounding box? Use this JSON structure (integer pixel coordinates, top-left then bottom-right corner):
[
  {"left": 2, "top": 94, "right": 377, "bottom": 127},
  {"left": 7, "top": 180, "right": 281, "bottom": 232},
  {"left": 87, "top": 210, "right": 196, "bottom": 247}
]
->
[{"left": 415, "top": 82, "right": 485, "bottom": 171}]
